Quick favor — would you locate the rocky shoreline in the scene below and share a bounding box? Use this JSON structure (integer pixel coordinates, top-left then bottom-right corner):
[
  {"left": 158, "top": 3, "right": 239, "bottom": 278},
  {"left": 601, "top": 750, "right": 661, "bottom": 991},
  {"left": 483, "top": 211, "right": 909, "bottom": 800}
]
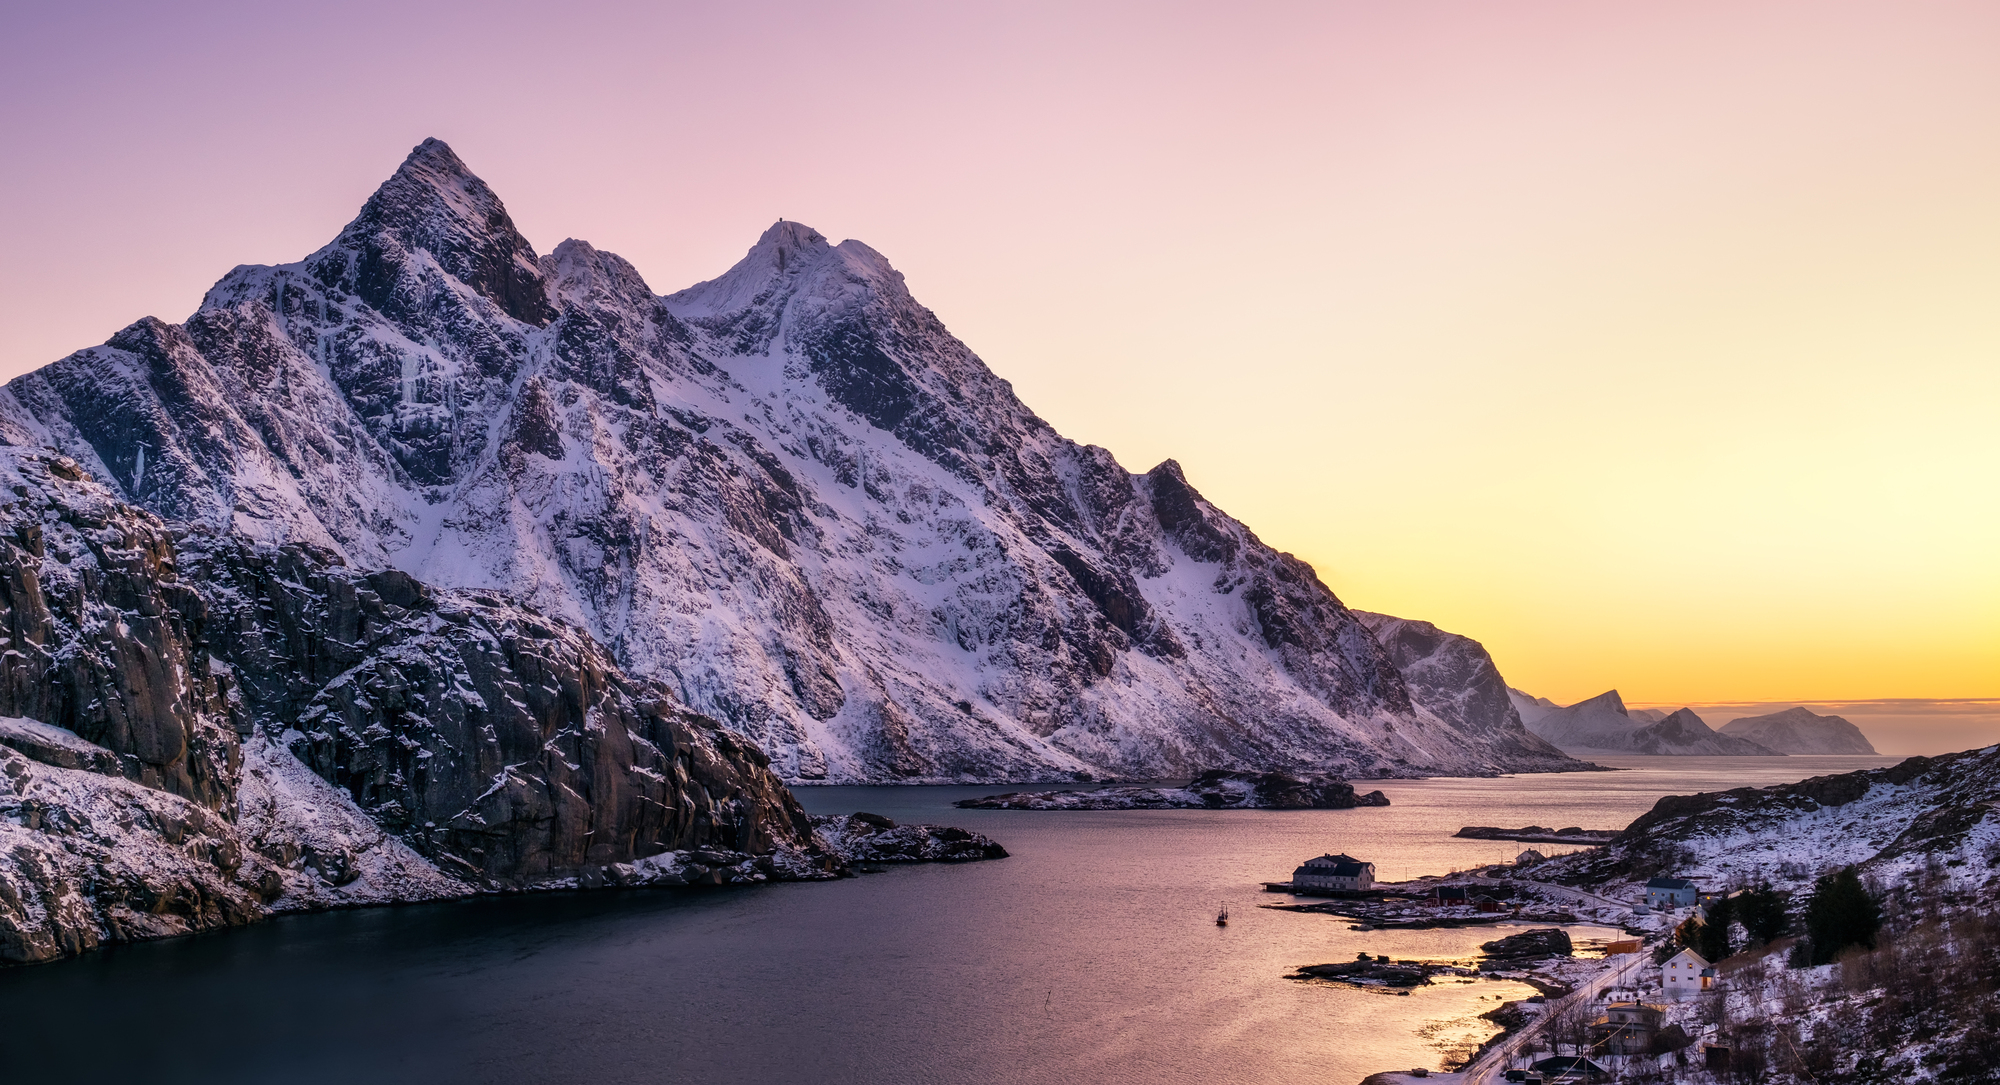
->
[
  {"left": 1262, "top": 882, "right": 1581, "bottom": 929},
  {"left": 1454, "top": 825, "right": 1618, "bottom": 844}
]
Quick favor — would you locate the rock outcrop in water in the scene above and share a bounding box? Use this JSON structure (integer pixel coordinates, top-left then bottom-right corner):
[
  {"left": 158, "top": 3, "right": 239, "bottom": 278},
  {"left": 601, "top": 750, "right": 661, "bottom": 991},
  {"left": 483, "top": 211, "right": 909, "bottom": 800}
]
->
[
  {"left": 810, "top": 813, "right": 1009, "bottom": 863},
  {"left": 953, "top": 769, "right": 1390, "bottom": 810},
  {"left": 1478, "top": 927, "right": 1573, "bottom": 966}
]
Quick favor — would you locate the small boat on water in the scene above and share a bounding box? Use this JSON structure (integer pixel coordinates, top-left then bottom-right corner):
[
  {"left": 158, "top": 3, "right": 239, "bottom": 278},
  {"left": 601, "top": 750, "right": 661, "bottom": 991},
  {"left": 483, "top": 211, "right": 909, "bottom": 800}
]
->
[{"left": 1216, "top": 905, "right": 1230, "bottom": 927}]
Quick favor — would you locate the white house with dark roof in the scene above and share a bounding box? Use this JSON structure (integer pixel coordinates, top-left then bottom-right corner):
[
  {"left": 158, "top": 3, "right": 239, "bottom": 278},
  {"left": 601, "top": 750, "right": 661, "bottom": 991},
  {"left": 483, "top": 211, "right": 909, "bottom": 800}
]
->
[
  {"left": 1292, "top": 853, "right": 1374, "bottom": 891},
  {"left": 1645, "top": 877, "right": 1699, "bottom": 910},
  {"left": 1662, "top": 947, "right": 1714, "bottom": 998}
]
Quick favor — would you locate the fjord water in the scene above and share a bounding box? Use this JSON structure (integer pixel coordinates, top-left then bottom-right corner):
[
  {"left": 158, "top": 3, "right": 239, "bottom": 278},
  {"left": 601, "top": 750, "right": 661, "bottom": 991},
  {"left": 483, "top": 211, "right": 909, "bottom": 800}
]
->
[{"left": 0, "top": 756, "right": 1894, "bottom": 1084}]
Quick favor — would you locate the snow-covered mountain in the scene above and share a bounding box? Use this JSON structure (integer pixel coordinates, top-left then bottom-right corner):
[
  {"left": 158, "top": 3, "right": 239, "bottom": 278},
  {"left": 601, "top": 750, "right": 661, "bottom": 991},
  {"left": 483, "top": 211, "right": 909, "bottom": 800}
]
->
[
  {"left": 1720, "top": 707, "right": 1877, "bottom": 754},
  {"left": 1513, "top": 689, "right": 1776, "bottom": 755},
  {"left": 0, "top": 447, "right": 832, "bottom": 963},
  {"left": 0, "top": 139, "right": 1578, "bottom": 783}
]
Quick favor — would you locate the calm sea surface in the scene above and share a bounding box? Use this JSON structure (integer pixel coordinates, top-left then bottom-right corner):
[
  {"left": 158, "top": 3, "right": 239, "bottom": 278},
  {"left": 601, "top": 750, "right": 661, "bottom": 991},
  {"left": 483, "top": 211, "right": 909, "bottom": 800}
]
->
[{"left": 0, "top": 755, "right": 1895, "bottom": 1084}]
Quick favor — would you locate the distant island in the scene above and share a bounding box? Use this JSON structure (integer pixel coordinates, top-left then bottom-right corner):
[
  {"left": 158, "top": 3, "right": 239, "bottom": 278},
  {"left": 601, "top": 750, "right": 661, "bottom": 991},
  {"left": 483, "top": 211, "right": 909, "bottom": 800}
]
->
[
  {"left": 954, "top": 770, "right": 1391, "bottom": 810},
  {"left": 1718, "top": 706, "right": 1878, "bottom": 754}
]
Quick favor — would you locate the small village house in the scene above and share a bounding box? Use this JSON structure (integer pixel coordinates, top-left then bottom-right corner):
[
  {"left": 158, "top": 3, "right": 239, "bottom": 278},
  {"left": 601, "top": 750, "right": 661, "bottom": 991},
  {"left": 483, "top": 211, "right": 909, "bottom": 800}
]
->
[
  {"left": 1428, "top": 885, "right": 1469, "bottom": 907},
  {"left": 1588, "top": 1001, "right": 1665, "bottom": 1055},
  {"left": 1662, "top": 947, "right": 1714, "bottom": 998},
  {"left": 1291, "top": 853, "right": 1374, "bottom": 891},
  {"left": 1644, "top": 877, "right": 1699, "bottom": 909}
]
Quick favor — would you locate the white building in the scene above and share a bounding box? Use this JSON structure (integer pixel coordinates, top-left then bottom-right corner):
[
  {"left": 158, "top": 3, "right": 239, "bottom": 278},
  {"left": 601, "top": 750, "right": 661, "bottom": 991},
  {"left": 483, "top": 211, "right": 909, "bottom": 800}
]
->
[
  {"left": 1662, "top": 947, "right": 1714, "bottom": 999},
  {"left": 1292, "top": 853, "right": 1374, "bottom": 891},
  {"left": 1645, "top": 877, "right": 1699, "bottom": 910}
]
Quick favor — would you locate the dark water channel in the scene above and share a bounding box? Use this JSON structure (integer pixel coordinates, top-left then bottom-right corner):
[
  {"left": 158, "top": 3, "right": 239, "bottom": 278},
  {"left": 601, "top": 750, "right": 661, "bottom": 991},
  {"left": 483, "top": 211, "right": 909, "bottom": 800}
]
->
[{"left": 0, "top": 756, "right": 1894, "bottom": 1084}]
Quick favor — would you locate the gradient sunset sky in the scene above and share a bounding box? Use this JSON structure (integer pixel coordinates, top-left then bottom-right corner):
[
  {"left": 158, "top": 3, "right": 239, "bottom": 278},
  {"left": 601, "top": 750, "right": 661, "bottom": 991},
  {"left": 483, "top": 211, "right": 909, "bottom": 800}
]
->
[{"left": 3, "top": 2, "right": 1995, "bottom": 722}]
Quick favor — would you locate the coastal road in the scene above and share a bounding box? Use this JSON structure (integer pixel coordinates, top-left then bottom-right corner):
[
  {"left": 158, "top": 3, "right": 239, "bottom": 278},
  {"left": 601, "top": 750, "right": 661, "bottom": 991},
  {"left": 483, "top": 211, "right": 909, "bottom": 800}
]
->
[
  {"left": 1455, "top": 950, "right": 1649, "bottom": 1085},
  {"left": 1468, "top": 875, "right": 1632, "bottom": 917}
]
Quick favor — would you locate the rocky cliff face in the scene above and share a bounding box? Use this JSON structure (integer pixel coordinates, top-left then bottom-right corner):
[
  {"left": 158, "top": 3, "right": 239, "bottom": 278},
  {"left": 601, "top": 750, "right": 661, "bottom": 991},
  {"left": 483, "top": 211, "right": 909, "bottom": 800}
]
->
[
  {"left": 1352, "top": 612, "right": 1575, "bottom": 771},
  {"left": 0, "top": 139, "right": 1582, "bottom": 784},
  {"left": 0, "top": 449, "right": 830, "bottom": 964}
]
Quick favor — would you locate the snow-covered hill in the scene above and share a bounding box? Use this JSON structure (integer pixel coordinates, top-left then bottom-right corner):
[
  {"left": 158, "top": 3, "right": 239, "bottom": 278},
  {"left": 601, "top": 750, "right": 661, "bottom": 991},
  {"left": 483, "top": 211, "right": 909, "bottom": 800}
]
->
[
  {"left": 1531, "top": 744, "right": 2000, "bottom": 895},
  {"left": 0, "top": 139, "right": 1579, "bottom": 783}
]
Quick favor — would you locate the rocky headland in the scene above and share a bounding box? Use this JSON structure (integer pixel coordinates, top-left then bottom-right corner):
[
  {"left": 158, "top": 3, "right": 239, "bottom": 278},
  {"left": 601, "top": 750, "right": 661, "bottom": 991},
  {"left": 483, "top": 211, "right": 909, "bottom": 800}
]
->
[{"left": 953, "top": 769, "right": 1391, "bottom": 810}]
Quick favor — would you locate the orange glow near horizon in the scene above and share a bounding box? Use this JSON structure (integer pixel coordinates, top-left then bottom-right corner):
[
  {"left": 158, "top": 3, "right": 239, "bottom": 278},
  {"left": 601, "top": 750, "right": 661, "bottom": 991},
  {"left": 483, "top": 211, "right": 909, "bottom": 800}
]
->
[{"left": 0, "top": 2, "right": 1994, "bottom": 717}]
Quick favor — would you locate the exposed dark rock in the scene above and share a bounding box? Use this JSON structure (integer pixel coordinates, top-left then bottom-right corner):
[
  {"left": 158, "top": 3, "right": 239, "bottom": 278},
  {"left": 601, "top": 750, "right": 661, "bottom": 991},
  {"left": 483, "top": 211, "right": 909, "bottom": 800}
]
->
[
  {"left": 1292, "top": 956, "right": 1442, "bottom": 987},
  {"left": 0, "top": 718, "right": 125, "bottom": 776},
  {"left": 810, "top": 814, "right": 1008, "bottom": 863},
  {"left": 178, "top": 531, "right": 819, "bottom": 888},
  {"left": 0, "top": 449, "right": 833, "bottom": 964},
  {"left": 1479, "top": 927, "right": 1573, "bottom": 963}
]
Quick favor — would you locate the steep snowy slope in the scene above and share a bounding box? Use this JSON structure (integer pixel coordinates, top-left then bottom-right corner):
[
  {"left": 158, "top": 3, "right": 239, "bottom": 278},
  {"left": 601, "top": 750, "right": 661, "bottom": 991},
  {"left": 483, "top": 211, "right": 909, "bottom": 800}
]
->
[{"left": 0, "top": 139, "right": 1584, "bottom": 783}]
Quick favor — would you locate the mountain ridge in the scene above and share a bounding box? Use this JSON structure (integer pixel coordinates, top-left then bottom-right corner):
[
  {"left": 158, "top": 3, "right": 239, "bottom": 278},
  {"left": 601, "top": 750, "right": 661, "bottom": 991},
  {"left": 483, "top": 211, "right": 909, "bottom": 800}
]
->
[
  {"left": 0, "top": 139, "right": 1582, "bottom": 784},
  {"left": 1509, "top": 688, "right": 1778, "bottom": 755}
]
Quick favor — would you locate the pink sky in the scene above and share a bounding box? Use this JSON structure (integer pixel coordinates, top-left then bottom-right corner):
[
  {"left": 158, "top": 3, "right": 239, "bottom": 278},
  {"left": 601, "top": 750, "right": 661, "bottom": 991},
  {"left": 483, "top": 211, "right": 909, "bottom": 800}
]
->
[{"left": 2, "top": 2, "right": 1995, "bottom": 730}]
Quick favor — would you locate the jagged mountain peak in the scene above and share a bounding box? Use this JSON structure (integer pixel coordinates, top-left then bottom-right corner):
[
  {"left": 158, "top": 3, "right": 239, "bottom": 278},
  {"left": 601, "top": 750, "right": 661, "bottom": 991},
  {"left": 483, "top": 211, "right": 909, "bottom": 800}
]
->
[
  {"left": 1573, "top": 689, "right": 1629, "bottom": 715},
  {"left": 324, "top": 138, "right": 551, "bottom": 326},
  {"left": 0, "top": 146, "right": 1595, "bottom": 784},
  {"left": 662, "top": 218, "right": 843, "bottom": 336},
  {"left": 543, "top": 238, "right": 657, "bottom": 310},
  {"left": 759, "top": 218, "right": 830, "bottom": 250}
]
